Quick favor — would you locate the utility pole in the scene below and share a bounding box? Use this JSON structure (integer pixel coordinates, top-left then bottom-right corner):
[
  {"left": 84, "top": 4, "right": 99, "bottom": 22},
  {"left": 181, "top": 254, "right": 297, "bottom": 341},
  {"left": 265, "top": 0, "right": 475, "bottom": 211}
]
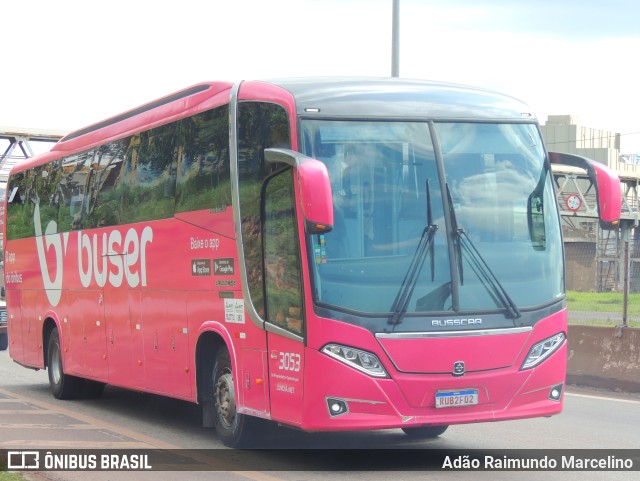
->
[{"left": 391, "top": 0, "right": 400, "bottom": 77}]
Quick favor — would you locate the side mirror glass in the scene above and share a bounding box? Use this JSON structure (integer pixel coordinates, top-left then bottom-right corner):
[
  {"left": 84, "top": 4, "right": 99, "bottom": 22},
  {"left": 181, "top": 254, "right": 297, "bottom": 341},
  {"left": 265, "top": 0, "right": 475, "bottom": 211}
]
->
[
  {"left": 528, "top": 191, "right": 545, "bottom": 250},
  {"left": 264, "top": 148, "right": 334, "bottom": 234}
]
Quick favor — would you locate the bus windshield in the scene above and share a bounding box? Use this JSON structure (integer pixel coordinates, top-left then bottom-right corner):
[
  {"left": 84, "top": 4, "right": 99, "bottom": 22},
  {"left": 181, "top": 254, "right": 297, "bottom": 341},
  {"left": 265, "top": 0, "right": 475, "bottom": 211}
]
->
[{"left": 301, "top": 120, "right": 563, "bottom": 317}]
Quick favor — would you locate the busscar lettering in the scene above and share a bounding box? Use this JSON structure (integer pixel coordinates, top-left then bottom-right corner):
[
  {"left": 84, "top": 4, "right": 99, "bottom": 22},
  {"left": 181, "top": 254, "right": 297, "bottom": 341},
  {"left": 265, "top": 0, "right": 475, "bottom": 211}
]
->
[{"left": 432, "top": 318, "right": 482, "bottom": 327}]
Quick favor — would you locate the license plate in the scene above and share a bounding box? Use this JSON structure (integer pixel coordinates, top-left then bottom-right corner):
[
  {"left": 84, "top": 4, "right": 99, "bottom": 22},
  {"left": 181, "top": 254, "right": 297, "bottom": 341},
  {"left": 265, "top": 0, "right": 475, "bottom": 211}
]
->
[{"left": 435, "top": 389, "right": 478, "bottom": 408}]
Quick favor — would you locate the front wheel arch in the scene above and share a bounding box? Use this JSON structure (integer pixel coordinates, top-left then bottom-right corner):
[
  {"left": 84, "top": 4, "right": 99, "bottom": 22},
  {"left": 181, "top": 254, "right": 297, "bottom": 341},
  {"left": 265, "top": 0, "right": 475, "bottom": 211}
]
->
[
  {"left": 211, "top": 346, "right": 260, "bottom": 447},
  {"left": 42, "top": 317, "right": 58, "bottom": 370}
]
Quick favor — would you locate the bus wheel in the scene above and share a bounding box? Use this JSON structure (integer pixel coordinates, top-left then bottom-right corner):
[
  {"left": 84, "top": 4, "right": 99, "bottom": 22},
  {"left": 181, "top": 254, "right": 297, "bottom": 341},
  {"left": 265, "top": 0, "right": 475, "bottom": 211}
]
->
[
  {"left": 47, "top": 328, "right": 84, "bottom": 400},
  {"left": 0, "top": 333, "right": 7, "bottom": 351},
  {"left": 212, "top": 347, "right": 255, "bottom": 447},
  {"left": 402, "top": 425, "right": 448, "bottom": 438}
]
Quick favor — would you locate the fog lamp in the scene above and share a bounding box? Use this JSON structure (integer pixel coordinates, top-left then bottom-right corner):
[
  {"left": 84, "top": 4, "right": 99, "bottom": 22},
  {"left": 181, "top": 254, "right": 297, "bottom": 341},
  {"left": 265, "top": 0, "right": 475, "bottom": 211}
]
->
[
  {"left": 549, "top": 383, "right": 563, "bottom": 401},
  {"left": 326, "top": 398, "right": 349, "bottom": 416}
]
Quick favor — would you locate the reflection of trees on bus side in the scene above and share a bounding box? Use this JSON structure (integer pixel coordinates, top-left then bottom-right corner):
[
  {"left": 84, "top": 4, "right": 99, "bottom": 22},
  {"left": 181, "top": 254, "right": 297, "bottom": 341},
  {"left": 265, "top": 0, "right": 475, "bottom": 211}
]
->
[
  {"left": 237, "top": 102, "right": 292, "bottom": 321},
  {"left": 6, "top": 104, "right": 232, "bottom": 240},
  {"left": 263, "top": 169, "right": 304, "bottom": 335}
]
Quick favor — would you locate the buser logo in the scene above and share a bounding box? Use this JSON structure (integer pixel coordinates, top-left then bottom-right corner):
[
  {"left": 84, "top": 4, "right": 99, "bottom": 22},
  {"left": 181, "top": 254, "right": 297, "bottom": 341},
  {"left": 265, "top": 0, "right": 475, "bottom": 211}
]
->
[{"left": 34, "top": 204, "right": 153, "bottom": 307}]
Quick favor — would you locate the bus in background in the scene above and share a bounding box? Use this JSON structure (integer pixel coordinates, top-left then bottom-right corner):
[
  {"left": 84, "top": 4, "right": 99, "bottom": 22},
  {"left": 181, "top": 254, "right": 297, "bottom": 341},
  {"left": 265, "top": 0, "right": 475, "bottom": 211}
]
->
[{"left": 3, "top": 78, "right": 621, "bottom": 447}]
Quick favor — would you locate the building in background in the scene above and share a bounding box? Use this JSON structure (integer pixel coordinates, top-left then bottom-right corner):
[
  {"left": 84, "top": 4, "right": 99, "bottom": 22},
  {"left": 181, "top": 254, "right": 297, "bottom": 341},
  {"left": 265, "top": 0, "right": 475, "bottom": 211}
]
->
[{"left": 541, "top": 114, "right": 621, "bottom": 165}]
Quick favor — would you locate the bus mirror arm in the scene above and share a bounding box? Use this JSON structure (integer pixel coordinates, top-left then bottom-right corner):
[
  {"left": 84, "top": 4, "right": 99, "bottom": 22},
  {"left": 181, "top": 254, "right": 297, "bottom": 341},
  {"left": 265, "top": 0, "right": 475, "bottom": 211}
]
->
[
  {"left": 265, "top": 148, "right": 334, "bottom": 234},
  {"left": 548, "top": 151, "right": 622, "bottom": 230}
]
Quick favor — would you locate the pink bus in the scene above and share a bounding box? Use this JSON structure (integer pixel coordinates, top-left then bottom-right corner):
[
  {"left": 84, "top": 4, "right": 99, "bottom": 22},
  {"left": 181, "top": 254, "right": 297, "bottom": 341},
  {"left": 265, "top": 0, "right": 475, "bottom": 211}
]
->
[{"left": 3, "top": 79, "right": 621, "bottom": 447}]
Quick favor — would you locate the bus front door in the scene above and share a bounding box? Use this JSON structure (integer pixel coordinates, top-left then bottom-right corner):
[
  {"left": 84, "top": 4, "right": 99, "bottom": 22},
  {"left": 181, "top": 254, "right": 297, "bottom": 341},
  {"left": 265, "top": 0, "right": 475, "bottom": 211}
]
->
[
  {"left": 267, "top": 333, "right": 305, "bottom": 426},
  {"left": 263, "top": 167, "right": 306, "bottom": 426}
]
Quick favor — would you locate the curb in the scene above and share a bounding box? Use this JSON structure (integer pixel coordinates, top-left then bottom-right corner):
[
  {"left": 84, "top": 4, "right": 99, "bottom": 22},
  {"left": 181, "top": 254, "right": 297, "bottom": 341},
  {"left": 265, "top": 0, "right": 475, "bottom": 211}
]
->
[{"left": 567, "top": 325, "right": 640, "bottom": 393}]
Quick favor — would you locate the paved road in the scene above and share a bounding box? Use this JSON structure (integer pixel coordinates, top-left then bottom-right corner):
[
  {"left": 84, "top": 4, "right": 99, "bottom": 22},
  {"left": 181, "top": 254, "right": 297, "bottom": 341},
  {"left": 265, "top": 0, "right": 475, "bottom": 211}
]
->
[{"left": 1, "top": 350, "right": 639, "bottom": 481}]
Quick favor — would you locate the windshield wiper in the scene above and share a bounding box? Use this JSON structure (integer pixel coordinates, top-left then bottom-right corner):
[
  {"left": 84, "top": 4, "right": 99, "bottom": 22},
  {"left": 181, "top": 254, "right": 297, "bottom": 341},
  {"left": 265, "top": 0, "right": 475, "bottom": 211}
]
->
[
  {"left": 446, "top": 185, "right": 521, "bottom": 319},
  {"left": 446, "top": 183, "right": 463, "bottom": 285},
  {"left": 388, "top": 179, "right": 438, "bottom": 326},
  {"left": 388, "top": 224, "right": 438, "bottom": 325},
  {"left": 456, "top": 229, "right": 521, "bottom": 319}
]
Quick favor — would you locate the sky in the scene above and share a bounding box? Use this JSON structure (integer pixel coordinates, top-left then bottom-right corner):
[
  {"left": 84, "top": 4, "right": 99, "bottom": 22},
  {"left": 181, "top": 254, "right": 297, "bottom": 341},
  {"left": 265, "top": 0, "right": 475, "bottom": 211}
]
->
[{"left": 2, "top": 0, "right": 640, "bottom": 152}]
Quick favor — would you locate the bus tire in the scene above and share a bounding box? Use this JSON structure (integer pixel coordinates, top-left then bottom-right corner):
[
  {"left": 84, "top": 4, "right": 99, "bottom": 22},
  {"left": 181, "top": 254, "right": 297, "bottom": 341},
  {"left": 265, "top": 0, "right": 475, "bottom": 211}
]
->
[
  {"left": 0, "top": 333, "right": 7, "bottom": 351},
  {"left": 402, "top": 425, "right": 448, "bottom": 438},
  {"left": 212, "top": 346, "right": 256, "bottom": 447},
  {"left": 47, "top": 328, "right": 84, "bottom": 400}
]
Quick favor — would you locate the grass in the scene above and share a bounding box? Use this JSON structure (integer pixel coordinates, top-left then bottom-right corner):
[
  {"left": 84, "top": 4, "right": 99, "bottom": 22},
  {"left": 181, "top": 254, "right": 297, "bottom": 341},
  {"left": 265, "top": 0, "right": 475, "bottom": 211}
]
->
[
  {"left": 566, "top": 290, "right": 640, "bottom": 327},
  {"left": 0, "top": 473, "right": 25, "bottom": 481}
]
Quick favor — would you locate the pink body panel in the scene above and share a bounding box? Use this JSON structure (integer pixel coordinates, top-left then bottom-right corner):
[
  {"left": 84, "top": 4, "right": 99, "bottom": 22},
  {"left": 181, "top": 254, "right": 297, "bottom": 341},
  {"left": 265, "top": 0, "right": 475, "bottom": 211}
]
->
[
  {"left": 299, "top": 311, "right": 566, "bottom": 431},
  {"left": 377, "top": 330, "right": 530, "bottom": 374},
  {"left": 6, "top": 208, "right": 248, "bottom": 402}
]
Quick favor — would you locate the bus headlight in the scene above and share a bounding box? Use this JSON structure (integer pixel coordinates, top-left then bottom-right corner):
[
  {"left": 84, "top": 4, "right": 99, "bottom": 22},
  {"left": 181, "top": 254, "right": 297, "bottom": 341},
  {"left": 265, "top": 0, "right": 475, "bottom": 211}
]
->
[
  {"left": 521, "top": 332, "right": 566, "bottom": 370},
  {"left": 322, "top": 343, "right": 389, "bottom": 378}
]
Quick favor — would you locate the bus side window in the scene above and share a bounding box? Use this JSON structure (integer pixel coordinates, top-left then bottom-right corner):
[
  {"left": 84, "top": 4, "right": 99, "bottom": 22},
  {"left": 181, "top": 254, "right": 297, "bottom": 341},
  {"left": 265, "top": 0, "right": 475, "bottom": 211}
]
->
[
  {"left": 176, "top": 105, "right": 231, "bottom": 212},
  {"left": 89, "top": 141, "right": 127, "bottom": 228},
  {"left": 6, "top": 171, "right": 30, "bottom": 240},
  {"left": 36, "top": 160, "right": 63, "bottom": 232},
  {"left": 54, "top": 150, "right": 95, "bottom": 230},
  {"left": 124, "top": 124, "right": 178, "bottom": 223}
]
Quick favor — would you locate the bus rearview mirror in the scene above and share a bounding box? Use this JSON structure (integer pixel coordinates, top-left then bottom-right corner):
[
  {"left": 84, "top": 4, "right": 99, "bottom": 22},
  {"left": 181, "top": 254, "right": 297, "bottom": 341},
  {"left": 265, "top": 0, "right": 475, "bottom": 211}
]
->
[
  {"left": 548, "top": 152, "right": 621, "bottom": 230},
  {"left": 264, "top": 148, "right": 334, "bottom": 234}
]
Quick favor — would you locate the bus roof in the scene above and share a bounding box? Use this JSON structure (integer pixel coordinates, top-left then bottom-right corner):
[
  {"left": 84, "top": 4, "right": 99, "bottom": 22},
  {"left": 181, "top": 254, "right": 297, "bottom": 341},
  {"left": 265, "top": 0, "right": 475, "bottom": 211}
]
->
[
  {"left": 12, "top": 77, "right": 535, "bottom": 174},
  {"left": 266, "top": 77, "right": 536, "bottom": 122},
  {"left": 50, "top": 81, "right": 234, "bottom": 156},
  {"left": 57, "top": 77, "right": 533, "bottom": 148}
]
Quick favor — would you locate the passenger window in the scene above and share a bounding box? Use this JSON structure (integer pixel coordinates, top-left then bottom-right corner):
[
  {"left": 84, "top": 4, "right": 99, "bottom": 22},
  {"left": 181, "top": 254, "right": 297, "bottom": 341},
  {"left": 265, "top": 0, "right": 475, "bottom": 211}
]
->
[
  {"left": 88, "top": 140, "right": 128, "bottom": 228},
  {"left": 6, "top": 171, "right": 31, "bottom": 240},
  {"left": 56, "top": 149, "right": 96, "bottom": 230},
  {"left": 121, "top": 124, "right": 178, "bottom": 223},
  {"left": 176, "top": 105, "right": 231, "bottom": 212},
  {"left": 35, "top": 160, "right": 63, "bottom": 232}
]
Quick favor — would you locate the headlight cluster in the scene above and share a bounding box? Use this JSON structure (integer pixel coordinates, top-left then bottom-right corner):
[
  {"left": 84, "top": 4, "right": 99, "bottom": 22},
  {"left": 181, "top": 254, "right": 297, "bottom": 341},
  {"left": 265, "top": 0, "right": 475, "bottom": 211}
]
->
[
  {"left": 322, "top": 343, "right": 389, "bottom": 378},
  {"left": 521, "top": 332, "right": 566, "bottom": 370}
]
